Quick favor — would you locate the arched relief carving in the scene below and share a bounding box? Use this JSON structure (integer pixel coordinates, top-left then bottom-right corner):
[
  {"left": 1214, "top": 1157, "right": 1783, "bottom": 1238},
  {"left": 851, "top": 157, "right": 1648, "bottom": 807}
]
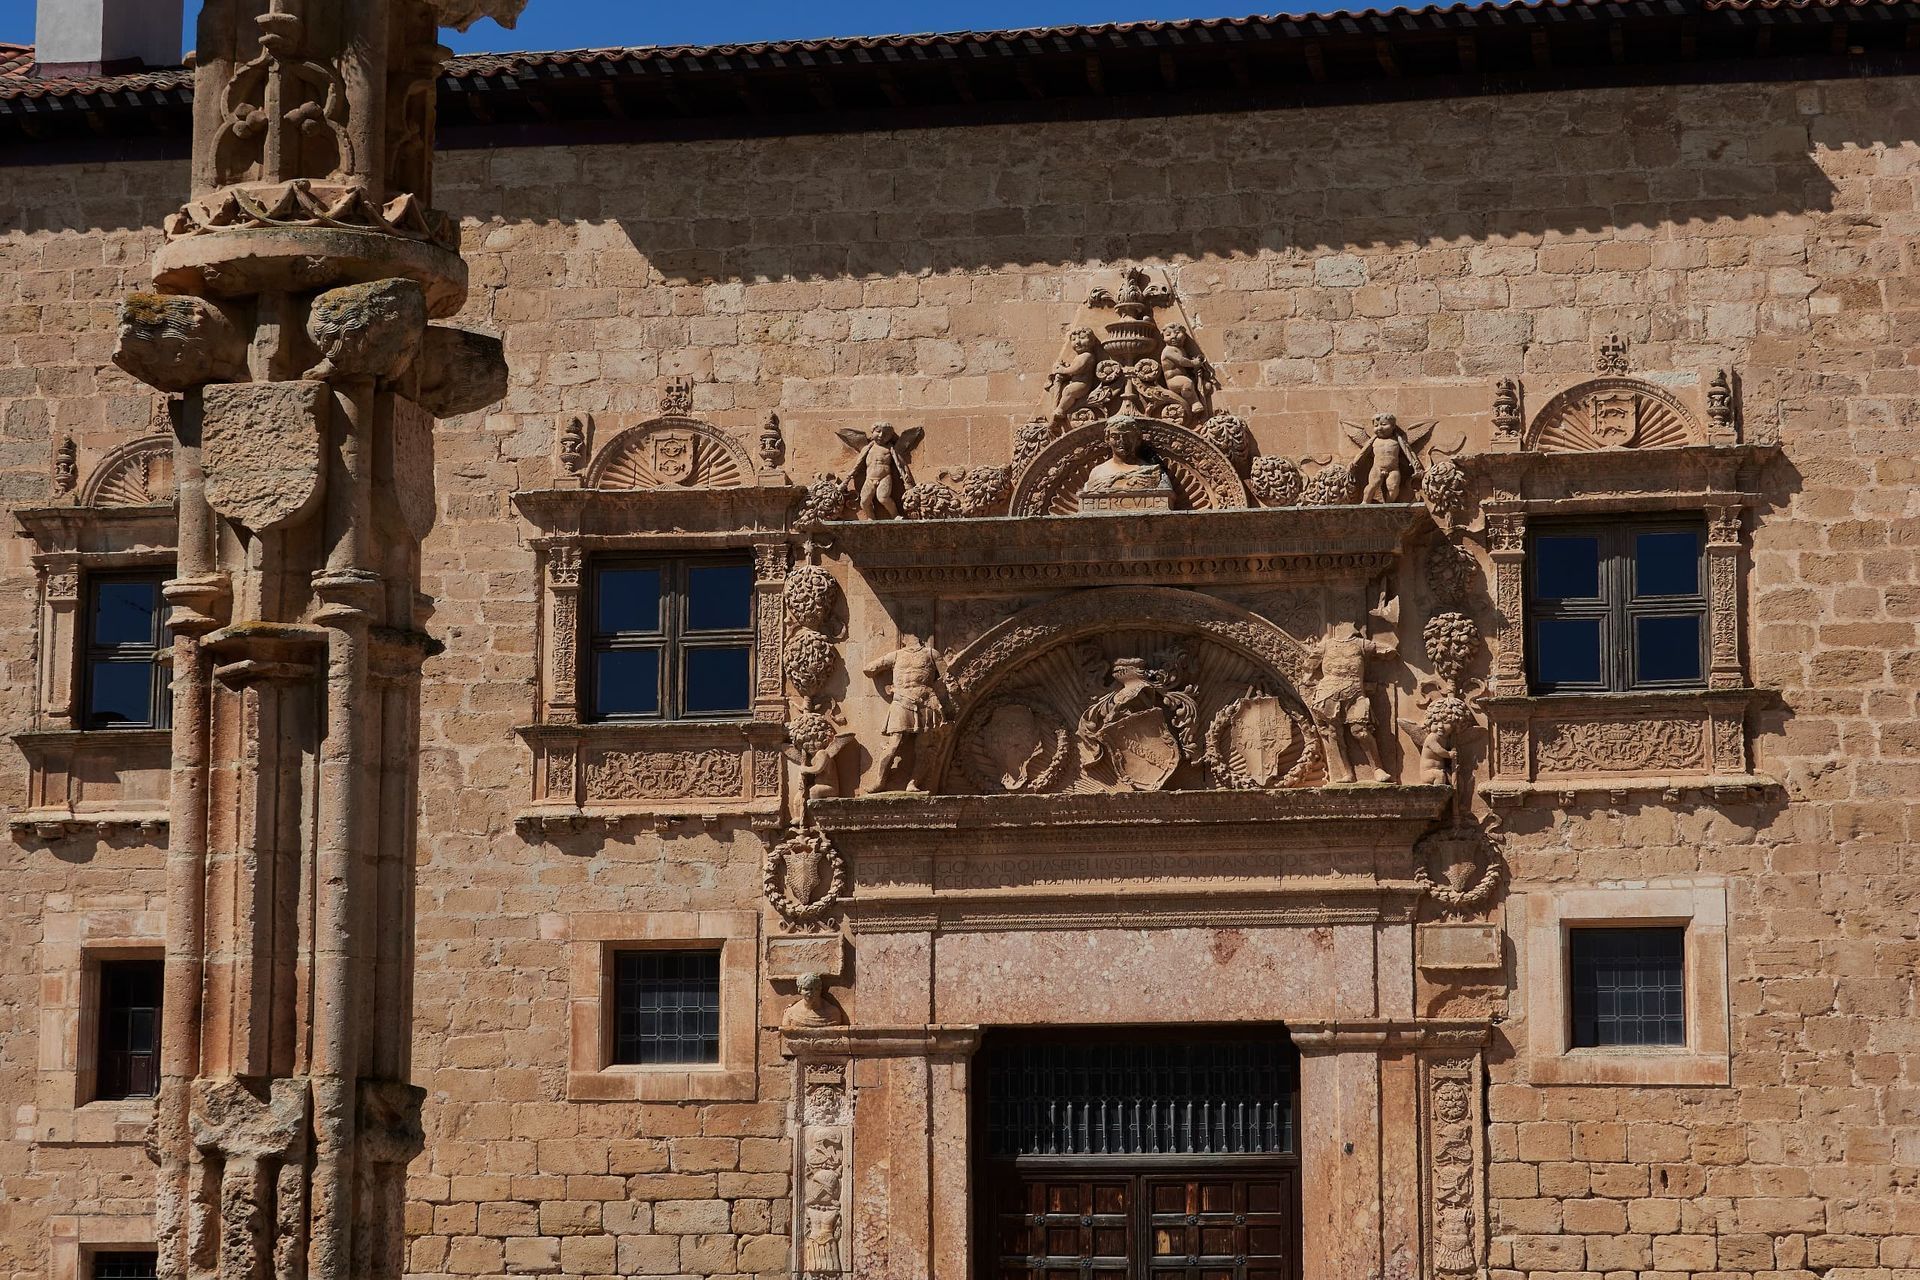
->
[
  {"left": 585, "top": 415, "right": 761, "bottom": 490},
  {"left": 1008, "top": 418, "right": 1248, "bottom": 515},
  {"left": 1522, "top": 376, "right": 1702, "bottom": 453},
  {"left": 933, "top": 587, "right": 1319, "bottom": 794},
  {"left": 82, "top": 435, "right": 175, "bottom": 507}
]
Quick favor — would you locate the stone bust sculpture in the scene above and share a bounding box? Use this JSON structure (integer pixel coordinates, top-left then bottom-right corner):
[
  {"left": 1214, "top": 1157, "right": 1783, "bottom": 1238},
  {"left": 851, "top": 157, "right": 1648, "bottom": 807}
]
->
[{"left": 1082, "top": 416, "right": 1171, "bottom": 497}]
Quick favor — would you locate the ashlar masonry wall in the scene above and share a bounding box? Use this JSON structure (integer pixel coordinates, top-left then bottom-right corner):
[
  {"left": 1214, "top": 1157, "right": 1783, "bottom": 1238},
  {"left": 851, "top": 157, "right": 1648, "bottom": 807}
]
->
[{"left": 1, "top": 69, "right": 1918, "bottom": 1280}]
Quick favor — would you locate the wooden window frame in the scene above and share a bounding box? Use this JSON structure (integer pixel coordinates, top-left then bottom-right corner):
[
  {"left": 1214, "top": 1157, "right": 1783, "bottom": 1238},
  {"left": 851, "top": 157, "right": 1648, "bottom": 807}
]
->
[
  {"left": 585, "top": 554, "right": 755, "bottom": 723},
  {"left": 80, "top": 570, "right": 171, "bottom": 732},
  {"left": 92, "top": 955, "right": 164, "bottom": 1103},
  {"left": 1527, "top": 518, "right": 1708, "bottom": 695}
]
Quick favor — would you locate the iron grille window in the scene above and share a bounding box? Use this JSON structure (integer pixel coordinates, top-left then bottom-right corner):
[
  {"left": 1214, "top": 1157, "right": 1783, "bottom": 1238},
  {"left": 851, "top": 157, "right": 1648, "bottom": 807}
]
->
[
  {"left": 83, "top": 572, "right": 172, "bottom": 730},
  {"left": 1570, "top": 926, "right": 1686, "bottom": 1048},
  {"left": 587, "top": 557, "right": 754, "bottom": 721},
  {"left": 611, "top": 949, "right": 721, "bottom": 1066},
  {"left": 983, "top": 1037, "right": 1298, "bottom": 1158},
  {"left": 96, "top": 958, "right": 163, "bottom": 1101},
  {"left": 1528, "top": 520, "right": 1707, "bottom": 694},
  {"left": 91, "top": 1253, "right": 159, "bottom": 1280}
]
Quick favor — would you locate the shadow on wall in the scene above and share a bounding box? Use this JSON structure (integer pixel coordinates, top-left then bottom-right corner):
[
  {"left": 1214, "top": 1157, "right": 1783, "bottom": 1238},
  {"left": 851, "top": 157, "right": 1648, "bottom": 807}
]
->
[{"left": 423, "top": 78, "right": 1896, "bottom": 286}]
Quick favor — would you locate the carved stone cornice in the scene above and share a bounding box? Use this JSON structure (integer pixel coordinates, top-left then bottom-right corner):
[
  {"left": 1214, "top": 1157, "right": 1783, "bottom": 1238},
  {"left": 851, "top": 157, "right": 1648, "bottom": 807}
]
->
[
  {"left": 512, "top": 485, "right": 805, "bottom": 537},
  {"left": 10, "top": 729, "right": 172, "bottom": 839},
  {"left": 780, "top": 1024, "right": 983, "bottom": 1060},
  {"left": 1288, "top": 1018, "right": 1494, "bottom": 1052},
  {"left": 15, "top": 504, "right": 177, "bottom": 552},
  {"left": 1464, "top": 442, "right": 1779, "bottom": 507},
  {"left": 813, "top": 786, "right": 1452, "bottom": 932},
  {"left": 823, "top": 503, "right": 1429, "bottom": 593}
]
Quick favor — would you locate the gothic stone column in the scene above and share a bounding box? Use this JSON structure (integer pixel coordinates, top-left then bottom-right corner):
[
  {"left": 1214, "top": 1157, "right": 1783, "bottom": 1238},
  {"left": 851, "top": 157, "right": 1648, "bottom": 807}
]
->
[{"left": 108, "top": 3, "right": 525, "bottom": 1278}]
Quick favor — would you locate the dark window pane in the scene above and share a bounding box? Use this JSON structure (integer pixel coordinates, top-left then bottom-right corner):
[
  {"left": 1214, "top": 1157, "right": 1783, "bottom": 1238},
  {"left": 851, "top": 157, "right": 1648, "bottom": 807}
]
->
[
  {"left": 92, "top": 1254, "right": 159, "bottom": 1280},
  {"left": 683, "top": 646, "right": 751, "bottom": 716},
  {"left": 97, "top": 959, "right": 162, "bottom": 1101},
  {"left": 91, "top": 580, "right": 160, "bottom": 646},
  {"left": 685, "top": 564, "right": 753, "bottom": 632},
  {"left": 1534, "top": 536, "right": 1601, "bottom": 600},
  {"left": 595, "top": 569, "right": 662, "bottom": 635},
  {"left": 1570, "top": 927, "right": 1685, "bottom": 1048},
  {"left": 1534, "top": 618, "right": 1602, "bottom": 687},
  {"left": 613, "top": 950, "right": 721, "bottom": 1065},
  {"left": 592, "top": 648, "right": 661, "bottom": 718},
  {"left": 87, "top": 661, "right": 156, "bottom": 728},
  {"left": 1635, "top": 531, "right": 1701, "bottom": 597},
  {"left": 1636, "top": 615, "right": 1704, "bottom": 684}
]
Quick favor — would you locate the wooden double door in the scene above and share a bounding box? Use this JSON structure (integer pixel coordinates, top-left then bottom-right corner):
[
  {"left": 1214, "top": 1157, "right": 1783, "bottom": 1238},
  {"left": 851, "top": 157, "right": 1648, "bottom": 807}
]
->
[{"left": 972, "top": 1030, "right": 1303, "bottom": 1280}]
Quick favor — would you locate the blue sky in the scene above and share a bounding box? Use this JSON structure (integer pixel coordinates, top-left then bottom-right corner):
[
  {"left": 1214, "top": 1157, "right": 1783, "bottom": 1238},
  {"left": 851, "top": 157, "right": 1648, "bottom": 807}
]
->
[{"left": 2, "top": 3, "right": 1293, "bottom": 55}]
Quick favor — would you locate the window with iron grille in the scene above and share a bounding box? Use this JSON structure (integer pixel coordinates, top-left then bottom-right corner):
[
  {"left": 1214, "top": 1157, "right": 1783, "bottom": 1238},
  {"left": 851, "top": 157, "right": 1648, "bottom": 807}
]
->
[
  {"left": 83, "top": 572, "right": 172, "bottom": 730},
  {"left": 982, "top": 1036, "right": 1298, "bottom": 1158},
  {"left": 91, "top": 1253, "right": 159, "bottom": 1280},
  {"left": 587, "top": 557, "right": 754, "bottom": 721},
  {"left": 611, "top": 949, "right": 721, "bottom": 1066},
  {"left": 1528, "top": 520, "right": 1707, "bottom": 694},
  {"left": 96, "top": 958, "right": 163, "bottom": 1101},
  {"left": 1569, "top": 926, "right": 1686, "bottom": 1048}
]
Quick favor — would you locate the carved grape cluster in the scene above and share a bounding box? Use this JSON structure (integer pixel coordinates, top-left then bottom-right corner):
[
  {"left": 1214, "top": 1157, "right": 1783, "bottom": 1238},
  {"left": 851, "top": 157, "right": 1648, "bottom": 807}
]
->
[
  {"left": 1426, "top": 543, "right": 1478, "bottom": 608},
  {"left": 1423, "top": 611, "right": 1479, "bottom": 686},
  {"left": 1200, "top": 412, "right": 1252, "bottom": 464},
  {"left": 788, "top": 709, "right": 839, "bottom": 756},
  {"left": 1248, "top": 455, "right": 1303, "bottom": 507},
  {"left": 783, "top": 564, "right": 838, "bottom": 630},
  {"left": 1300, "top": 464, "right": 1358, "bottom": 507},
  {"left": 784, "top": 629, "right": 836, "bottom": 698},
  {"left": 1423, "top": 455, "right": 1467, "bottom": 523},
  {"left": 797, "top": 473, "right": 846, "bottom": 525}
]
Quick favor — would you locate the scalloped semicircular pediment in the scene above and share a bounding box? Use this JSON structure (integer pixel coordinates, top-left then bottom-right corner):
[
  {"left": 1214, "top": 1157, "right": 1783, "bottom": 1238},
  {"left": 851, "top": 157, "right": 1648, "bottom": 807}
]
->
[
  {"left": 1524, "top": 376, "right": 1702, "bottom": 452},
  {"left": 1008, "top": 418, "right": 1248, "bottom": 515},
  {"left": 82, "top": 435, "right": 175, "bottom": 507},
  {"left": 586, "top": 416, "right": 756, "bottom": 490},
  {"left": 932, "top": 587, "right": 1318, "bottom": 795}
]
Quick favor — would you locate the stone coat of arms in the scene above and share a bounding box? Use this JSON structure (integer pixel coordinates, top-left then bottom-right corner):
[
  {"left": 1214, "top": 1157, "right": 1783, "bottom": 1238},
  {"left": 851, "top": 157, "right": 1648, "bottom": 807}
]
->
[{"left": 1075, "top": 652, "right": 1200, "bottom": 791}]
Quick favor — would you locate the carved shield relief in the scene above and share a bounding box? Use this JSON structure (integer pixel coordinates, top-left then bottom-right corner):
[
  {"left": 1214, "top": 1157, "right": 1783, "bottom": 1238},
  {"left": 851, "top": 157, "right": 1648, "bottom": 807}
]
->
[
  {"left": 1210, "top": 694, "right": 1296, "bottom": 787},
  {"left": 1585, "top": 390, "right": 1640, "bottom": 447},
  {"left": 649, "top": 430, "right": 697, "bottom": 484},
  {"left": 1096, "top": 708, "right": 1183, "bottom": 791}
]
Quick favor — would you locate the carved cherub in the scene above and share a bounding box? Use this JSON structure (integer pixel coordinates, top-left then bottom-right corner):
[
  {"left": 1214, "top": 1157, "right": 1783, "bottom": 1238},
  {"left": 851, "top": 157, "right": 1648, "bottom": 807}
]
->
[
  {"left": 1306, "top": 621, "right": 1397, "bottom": 784},
  {"left": 785, "top": 727, "right": 858, "bottom": 801},
  {"left": 1048, "top": 327, "right": 1102, "bottom": 425},
  {"left": 1158, "top": 322, "right": 1216, "bottom": 419},
  {"left": 861, "top": 631, "right": 952, "bottom": 792},
  {"left": 1398, "top": 691, "right": 1483, "bottom": 789},
  {"left": 1341, "top": 413, "right": 1435, "bottom": 504},
  {"left": 835, "top": 421, "right": 924, "bottom": 520}
]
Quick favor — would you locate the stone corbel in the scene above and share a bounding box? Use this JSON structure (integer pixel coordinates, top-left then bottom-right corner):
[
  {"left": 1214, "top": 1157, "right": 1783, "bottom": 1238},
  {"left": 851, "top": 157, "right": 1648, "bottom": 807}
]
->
[{"left": 1484, "top": 512, "right": 1527, "bottom": 696}]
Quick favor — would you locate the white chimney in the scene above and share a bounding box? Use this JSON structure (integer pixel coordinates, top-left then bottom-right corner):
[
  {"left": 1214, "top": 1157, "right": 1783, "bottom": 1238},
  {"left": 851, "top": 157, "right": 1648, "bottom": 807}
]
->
[{"left": 34, "top": 0, "right": 182, "bottom": 76}]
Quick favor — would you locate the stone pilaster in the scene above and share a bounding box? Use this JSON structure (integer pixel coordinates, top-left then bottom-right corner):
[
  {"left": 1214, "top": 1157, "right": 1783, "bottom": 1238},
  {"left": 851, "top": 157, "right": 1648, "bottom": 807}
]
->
[{"left": 110, "top": 3, "right": 526, "bottom": 1278}]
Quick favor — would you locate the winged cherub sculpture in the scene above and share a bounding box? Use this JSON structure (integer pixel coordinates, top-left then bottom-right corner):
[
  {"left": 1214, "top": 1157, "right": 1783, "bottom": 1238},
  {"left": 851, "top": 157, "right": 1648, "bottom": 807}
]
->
[
  {"left": 835, "top": 421, "right": 924, "bottom": 520},
  {"left": 1341, "top": 412, "right": 1435, "bottom": 504}
]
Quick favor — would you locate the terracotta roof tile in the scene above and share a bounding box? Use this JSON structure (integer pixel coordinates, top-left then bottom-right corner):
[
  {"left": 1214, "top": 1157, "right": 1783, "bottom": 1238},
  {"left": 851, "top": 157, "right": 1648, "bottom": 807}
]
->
[{"left": 0, "top": 42, "right": 33, "bottom": 79}]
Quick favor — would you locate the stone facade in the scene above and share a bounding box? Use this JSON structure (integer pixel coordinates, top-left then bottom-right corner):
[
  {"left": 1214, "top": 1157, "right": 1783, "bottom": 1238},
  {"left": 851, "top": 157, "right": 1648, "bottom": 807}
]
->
[{"left": 3, "top": 40, "right": 1920, "bottom": 1280}]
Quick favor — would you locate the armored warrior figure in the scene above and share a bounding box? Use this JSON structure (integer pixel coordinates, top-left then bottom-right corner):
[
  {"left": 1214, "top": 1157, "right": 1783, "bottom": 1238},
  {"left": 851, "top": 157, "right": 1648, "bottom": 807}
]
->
[
  {"left": 861, "top": 631, "right": 952, "bottom": 791},
  {"left": 835, "top": 421, "right": 924, "bottom": 520},
  {"left": 1308, "top": 622, "right": 1397, "bottom": 783},
  {"left": 1343, "top": 412, "right": 1434, "bottom": 504}
]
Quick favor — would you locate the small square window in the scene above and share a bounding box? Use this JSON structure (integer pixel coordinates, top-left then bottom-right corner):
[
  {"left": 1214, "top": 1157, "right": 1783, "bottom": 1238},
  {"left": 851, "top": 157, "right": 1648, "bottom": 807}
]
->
[
  {"left": 95, "top": 959, "right": 162, "bottom": 1101},
  {"left": 83, "top": 573, "right": 171, "bottom": 730},
  {"left": 588, "top": 557, "right": 754, "bottom": 721},
  {"left": 91, "top": 1253, "right": 159, "bottom": 1280},
  {"left": 1569, "top": 926, "right": 1685, "bottom": 1048},
  {"left": 1529, "top": 520, "right": 1707, "bottom": 694},
  {"left": 612, "top": 949, "right": 721, "bottom": 1066}
]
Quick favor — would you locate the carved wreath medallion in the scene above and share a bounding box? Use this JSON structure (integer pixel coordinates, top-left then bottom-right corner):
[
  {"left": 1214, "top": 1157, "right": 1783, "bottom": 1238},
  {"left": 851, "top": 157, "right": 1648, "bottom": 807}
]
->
[
  {"left": 1203, "top": 690, "right": 1319, "bottom": 790},
  {"left": 957, "top": 696, "right": 1071, "bottom": 794},
  {"left": 764, "top": 828, "right": 847, "bottom": 931}
]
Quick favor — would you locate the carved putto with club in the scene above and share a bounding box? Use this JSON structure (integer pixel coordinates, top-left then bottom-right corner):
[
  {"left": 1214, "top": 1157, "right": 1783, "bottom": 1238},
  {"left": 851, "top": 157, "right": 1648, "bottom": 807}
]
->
[
  {"left": 835, "top": 421, "right": 924, "bottom": 520},
  {"left": 1341, "top": 413, "right": 1435, "bottom": 504}
]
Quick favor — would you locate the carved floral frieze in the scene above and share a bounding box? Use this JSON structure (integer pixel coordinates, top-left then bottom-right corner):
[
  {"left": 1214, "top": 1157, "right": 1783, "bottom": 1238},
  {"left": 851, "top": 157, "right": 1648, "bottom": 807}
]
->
[
  {"left": 1483, "top": 690, "right": 1768, "bottom": 803},
  {"left": 516, "top": 722, "right": 788, "bottom": 828}
]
